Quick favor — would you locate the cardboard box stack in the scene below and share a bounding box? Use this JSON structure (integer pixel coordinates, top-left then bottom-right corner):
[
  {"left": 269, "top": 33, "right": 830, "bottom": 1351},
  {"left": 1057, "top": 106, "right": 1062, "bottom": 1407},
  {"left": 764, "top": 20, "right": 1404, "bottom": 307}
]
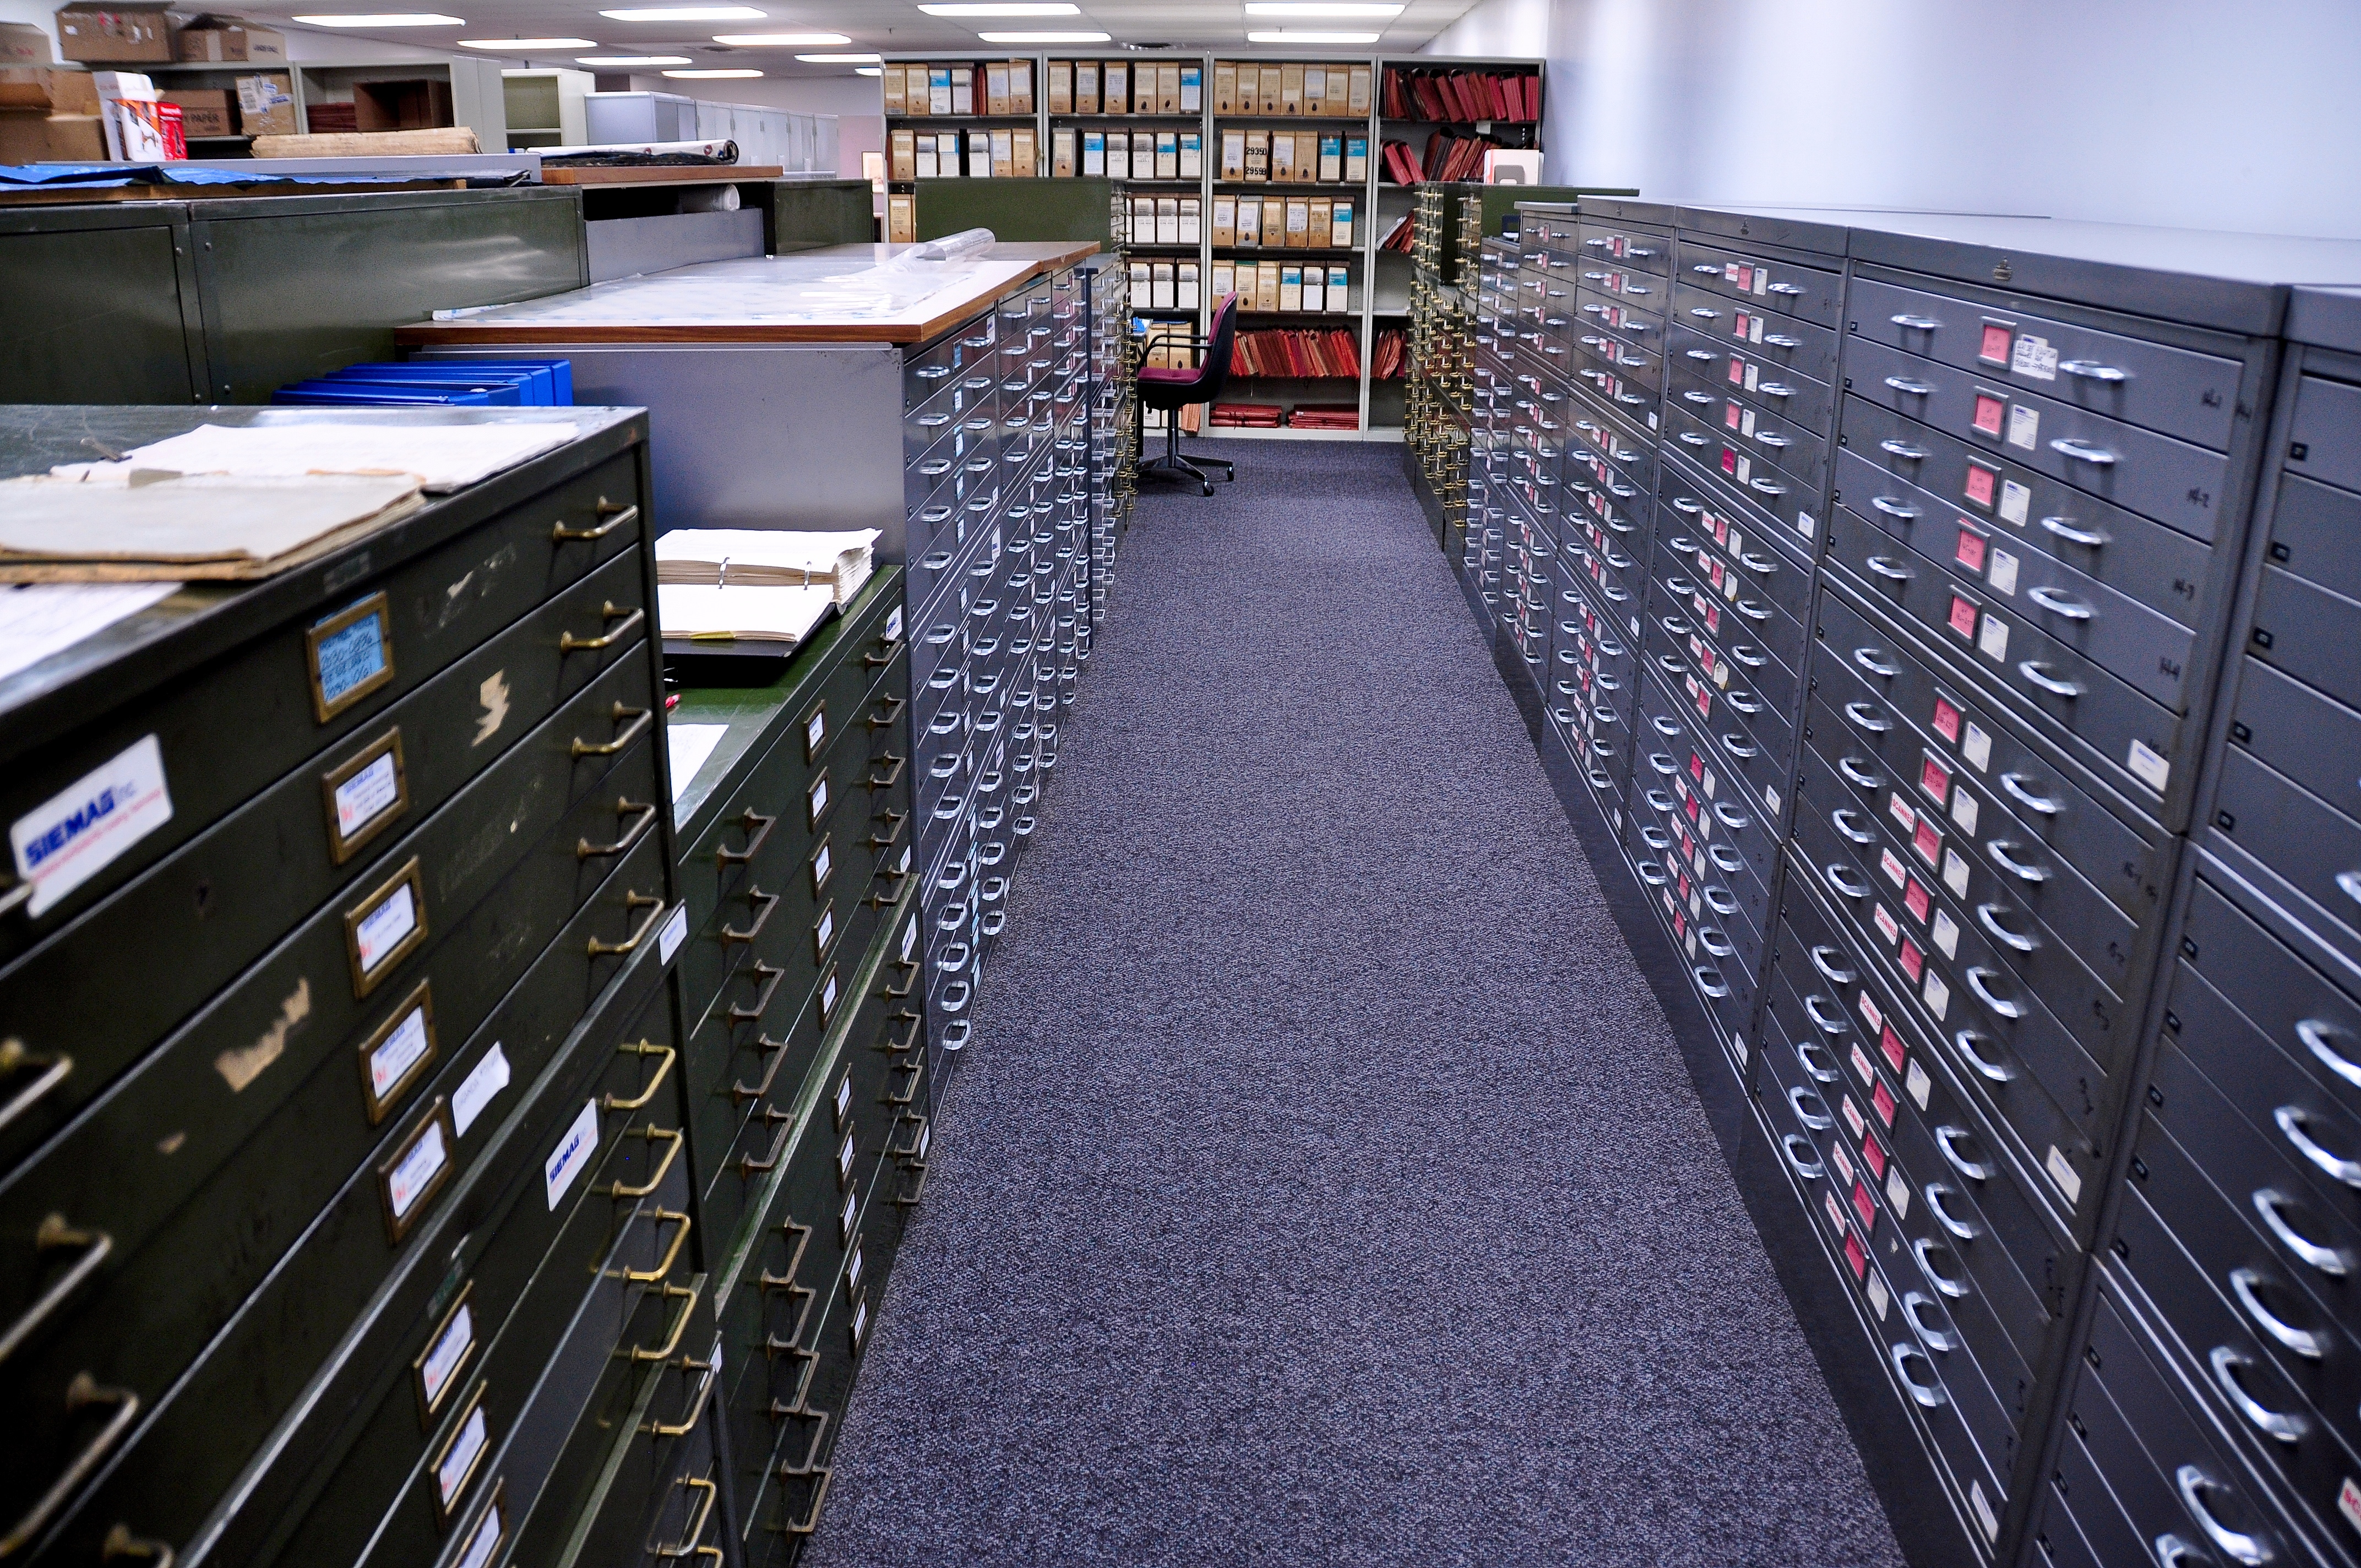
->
[{"left": 0, "top": 65, "right": 105, "bottom": 160}]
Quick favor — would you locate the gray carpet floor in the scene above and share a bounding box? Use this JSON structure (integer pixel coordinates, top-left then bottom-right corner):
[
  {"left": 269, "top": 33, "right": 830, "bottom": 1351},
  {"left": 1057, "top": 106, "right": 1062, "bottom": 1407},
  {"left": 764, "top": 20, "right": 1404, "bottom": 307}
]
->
[{"left": 806, "top": 441, "right": 1906, "bottom": 1567}]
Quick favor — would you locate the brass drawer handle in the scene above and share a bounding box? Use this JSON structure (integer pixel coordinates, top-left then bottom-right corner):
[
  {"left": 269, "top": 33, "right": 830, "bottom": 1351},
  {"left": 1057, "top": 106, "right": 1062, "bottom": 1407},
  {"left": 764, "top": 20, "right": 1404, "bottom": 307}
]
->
[
  {"left": 861, "top": 646, "right": 895, "bottom": 669},
  {"left": 864, "top": 755, "right": 906, "bottom": 791},
  {"left": 889, "top": 1111, "right": 928, "bottom": 1161},
  {"left": 893, "top": 1158, "right": 930, "bottom": 1208},
  {"left": 738, "top": 1114, "right": 792, "bottom": 1177},
  {"left": 728, "top": 962, "right": 785, "bottom": 1023},
  {"left": 0, "top": 1374, "right": 139, "bottom": 1555},
  {"left": 653, "top": 1474, "right": 720, "bottom": 1553},
  {"left": 885, "top": 1056, "right": 923, "bottom": 1108},
  {"left": 882, "top": 959, "right": 920, "bottom": 1000},
  {"left": 0, "top": 1040, "right": 73, "bottom": 1137},
  {"left": 731, "top": 1034, "right": 790, "bottom": 1107},
  {"left": 552, "top": 498, "right": 638, "bottom": 542},
  {"left": 572, "top": 702, "right": 654, "bottom": 759},
  {"left": 607, "top": 1125, "right": 685, "bottom": 1202},
  {"left": 777, "top": 1466, "right": 834, "bottom": 1537},
  {"left": 866, "top": 868, "right": 913, "bottom": 911},
  {"left": 722, "top": 889, "right": 780, "bottom": 948},
  {"left": 761, "top": 1217, "right": 813, "bottom": 1294},
  {"left": 0, "top": 1215, "right": 111, "bottom": 1364},
  {"left": 872, "top": 1016, "right": 921, "bottom": 1056},
  {"left": 578, "top": 798, "right": 658, "bottom": 859},
  {"left": 765, "top": 1345, "right": 820, "bottom": 1418},
  {"left": 621, "top": 1208, "right": 692, "bottom": 1284},
  {"left": 602, "top": 1042, "right": 677, "bottom": 1112},
  {"left": 100, "top": 1526, "right": 175, "bottom": 1567},
  {"left": 646, "top": 1355, "right": 719, "bottom": 1440},
  {"left": 559, "top": 602, "right": 646, "bottom": 654},
  {"left": 629, "top": 1279, "right": 700, "bottom": 1362},
  {"left": 864, "top": 810, "right": 907, "bottom": 852},
  {"left": 587, "top": 892, "right": 665, "bottom": 956},
  {"left": 866, "top": 695, "right": 907, "bottom": 730},
  {"left": 717, "top": 809, "right": 775, "bottom": 868}
]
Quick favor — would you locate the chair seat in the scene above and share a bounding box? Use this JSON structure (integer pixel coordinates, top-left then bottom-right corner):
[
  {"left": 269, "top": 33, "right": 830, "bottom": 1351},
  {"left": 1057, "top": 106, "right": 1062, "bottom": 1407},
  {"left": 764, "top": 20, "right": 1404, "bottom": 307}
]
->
[{"left": 1136, "top": 365, "right": 1203, "bottom": 384}]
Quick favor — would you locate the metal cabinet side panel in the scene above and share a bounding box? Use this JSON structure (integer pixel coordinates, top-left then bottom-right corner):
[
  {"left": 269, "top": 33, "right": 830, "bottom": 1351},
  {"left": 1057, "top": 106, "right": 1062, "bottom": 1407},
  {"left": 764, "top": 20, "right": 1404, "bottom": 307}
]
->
[{"left": 0, "top": 205, "right": 203, "bottom": 404}]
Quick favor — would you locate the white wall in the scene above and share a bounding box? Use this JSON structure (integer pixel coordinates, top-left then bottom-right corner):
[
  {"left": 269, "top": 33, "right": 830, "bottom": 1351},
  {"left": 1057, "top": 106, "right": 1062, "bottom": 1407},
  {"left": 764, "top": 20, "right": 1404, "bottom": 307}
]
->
[
  {"left": 625, "top": 72, "right": 880, "bottom": 179},
  {"left": 1423, "top": 0, "right": 2361, "bottom": 241}
]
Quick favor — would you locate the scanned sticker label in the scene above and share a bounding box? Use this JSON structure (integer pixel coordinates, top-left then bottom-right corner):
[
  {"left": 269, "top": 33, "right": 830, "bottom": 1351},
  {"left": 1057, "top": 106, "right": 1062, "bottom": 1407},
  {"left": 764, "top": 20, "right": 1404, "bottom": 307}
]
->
[{"left": 10, "top": 734, "right": 172, "bottom": 916}]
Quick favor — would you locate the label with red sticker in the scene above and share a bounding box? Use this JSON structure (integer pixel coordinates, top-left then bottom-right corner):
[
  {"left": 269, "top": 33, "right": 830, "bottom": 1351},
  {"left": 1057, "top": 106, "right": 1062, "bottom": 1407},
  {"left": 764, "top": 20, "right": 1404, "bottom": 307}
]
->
[
  {"left": 1956, "top": 529, "right": 1988, "bottom": 573},
  {"left": 1880, "top": 847, "right": 1907, "bottom": 888},
  {"left": 1972, "top": 393, "right": 2006, "bottom": 437},
  {"left": 1826, "top": 1190, "right": 1851, "bottom": 1237},
  {"left": 1858, "top": 992, "right": 1883, "bottom": 1031},
  {"left": 1842, "top": 1096, "right": 1868, "bottom": 1140},
  {"left": 1874, "top": 903, "right": 1901, "bottom": 943},
  {"left": 2336, "top": 1477, "right": 2361, "bottom": 1538},
  {"left": 1904, "top": 879, "right": 1932, "bottom": 924},
  {"left": 1737, "top": 265, "right": 1755, "bottom": 291},
  {"left": 1691, "top": 753, "right": 1706, "bottom": 782},
  {"left": 1913, "top": 819, "right": 1943, "bottom": 865},
  {"left": 1734, "top": 311, "right": 1751, "bottom": 339},
  {"left": 1898, "top": 939, "right": 1925, "bottom": 984},
  {"left": 1853, "top": 1179, "right": 1878, "bottom": 1232},
  {"left": 1845, "top": 1227, "right": 1869, "bottom": 1279},
  {"left": 1726, "top": 401, "right": 1743, "bottom": 431},
  {"left": 1880, "top": 1023, "right": 1906, "bottom": 1075},
  {"left": 1872, "top": 1080, "right": 1898, "bottom": 1126},
  {"left": 1728, "top": 358, "right": 1745, "bottom": 385},
  {"left": 1921, "top": 755, "right": 1951, "bottom": 805},
  {"left": 1889, "top": 793, "right": 1917, "bottom": 830},
  {"left": 1861, "top": 1135, "right": 1888, "bottom": 1182},
  {"left": 1947, "top": 594, "right": 1979, "bottom": 639},
  {"left": 1721, "top": 447, "right": 1739, "bottom": 477},
  {"left": 1932, "top": 697, "right": 1963, "bottom": 744},
  {"left": 1851, "top": 1043, "right": 1876, "bottom": 1085},
  {"left": 1963, "top": 464, "right": 1996, "bottom": 509},
  {"left": 1979, "top": 324, "right": 2013, "bottom": 365}
]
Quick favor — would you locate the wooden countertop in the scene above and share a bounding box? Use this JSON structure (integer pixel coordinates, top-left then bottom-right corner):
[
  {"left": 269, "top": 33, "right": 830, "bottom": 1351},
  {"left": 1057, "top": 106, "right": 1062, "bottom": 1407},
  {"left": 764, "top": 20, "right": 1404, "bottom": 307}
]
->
[
  {"left": 396, "top": 239, "right": 1101, "bottom": 346},
  {"left": 537, "top": 164, "right": 784, "bottom": 186}
]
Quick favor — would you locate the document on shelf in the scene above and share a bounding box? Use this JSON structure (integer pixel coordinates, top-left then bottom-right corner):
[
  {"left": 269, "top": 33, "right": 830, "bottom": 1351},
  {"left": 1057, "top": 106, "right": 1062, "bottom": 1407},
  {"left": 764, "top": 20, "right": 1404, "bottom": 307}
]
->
[
  {"left": 0, "top": 473, "right": 423, "bottom": 581},
  {"left": 654, "top": 527, "right": 878, "bottom": 603},
  {"left": 655, "top": 582, "right": 836, "bottom": 644},
  {"left": 667, "top": 722, "right": 728, "bottom": 804}
]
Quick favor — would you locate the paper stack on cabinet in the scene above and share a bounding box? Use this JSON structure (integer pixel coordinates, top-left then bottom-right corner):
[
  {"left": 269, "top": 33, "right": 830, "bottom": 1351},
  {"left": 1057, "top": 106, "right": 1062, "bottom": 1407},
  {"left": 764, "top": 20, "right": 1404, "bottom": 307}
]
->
[{"left": 652, "top": 527, "right": 879, "bottom": 604}]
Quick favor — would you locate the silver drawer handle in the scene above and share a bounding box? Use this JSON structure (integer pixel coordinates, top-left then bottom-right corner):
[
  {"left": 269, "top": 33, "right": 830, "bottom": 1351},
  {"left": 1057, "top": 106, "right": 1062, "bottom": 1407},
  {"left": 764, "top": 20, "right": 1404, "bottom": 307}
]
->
[
  {"left": 1879, "top": 438, "right": 1927, "bottom": 461},
  {"left": 1884, "top": 375, "right": 1933, "bottom": 395},
  {"left": 2253, "top": 1188, "right": 2346, "bottom": 1276},
  {"left": 1729, "top": 644, "right": 1767, "bottom": 669},
  {"left": 1824, "top": 861, "right": 1870, "bottom": 899},
  {"left": 1924, "top": 1182, "right": 1979, "bottom": 1240},
  {"left": 2029, "top": 585, "right": 2094, "bottom": 620},
  {"left": 1683, "top": 390, "right": 1716, "bottom": 406},
  {"left": 1832, "top": 807, "right": 1876, "bottom": 846},
  {"left": 1865, "top": 554, "right": 1913, "bottom": 582},
  {"left": 1790, "top": 1086, "right": 1834, "bottom": 1131},
  {"left": 1728, "top": 690, "right": 1762, "bottom": 715},
  {"left": 1902, "top": 1291, "right": 1959, "bottom": 1350},
  {"left": 1740, "top": 551, "right": 1777, "bottom": 574},
  {"left": 1964, "top": 965, "right": 2026, "bottom": 1019},
  {"left": 2228, "top": 1267, "right": 2324, "bottom": 1359},
  {"left": 1914, "top": 1236, "right": 1970, "bottom": 1298},
  {"left": 1853, "top": 646, "right": 1900, "bottom": 679},
  {"left": 1694, "top": 963, "right": 1730, "bottom": 997},
  {"left": 1999, "top": 772, "right": 2060, "bottom": 816},
  {"left": 2059, "top": 358, "right": 2127, "bottom": 383},
  {"left": 1985, "top": 840, "right": 2050, "bottom": 884},
  {"left": 1809, "top": 945, "right": 1857, "bottom": 984},
  {"left": 1735, "top": 599, "right": 1770, "bottom": 623},
  {"left": 2018, "top": 661, "right": 2083, "bottom": 699},
  {"left": 1954, "top": 1028, "right": 2015, "bottom": 1084},
  {"left": 1720, "top": 732, "right": 1758, "bottom": 759},
  {"left": 1763, "top": 333, "right": 1802, "bottom": 349},
  {"left": 1935, "top": 1125, "right": 1993, "bottom": 1181},
  {"left": 1891, "top": 1343, "right": 1947, "bottom": 1409},
  {"left": 1685, "top": 348, "right": 1717, "bottom": 362},
  {"left": 1891, "top": 313, "right": 1941, "bottom": 330},
  {"left": 2274, "top": 1105, "right": 2361, "bottom": 1188},
  {"left": 916, "top": 364, "right": 950, "bottom": 380},
  {"left": 1750, "top": 477, "right": 1789, "bottom": 497},
  {"left": 2175, "top": 1465, "right": 2271, "bottom": 1566},
  {"left": 2338, "top": 870, "right": 2361, "bottom": 908},
  {"left": 1976, "top": 902, "right": 2039, "bottom": 953},
  {"left": 1754, "top": 432, "right": 1791, "bottom": 449},
  {"left": 1693, "top": 264, "right": 1722, "bottom": 275},
  {"left": 2298, "top": 1019, "right": 2361, "bottom": 1090},
  {"left": 2210, "top": 1346, "right": 2305, "bottom": 1445},
  {"left": 1649, "top": 752, "right": 1680, "bottom": 776},
  {"left": 2041, "top": 515, "right": 2109, "bottom": 547},
  {"left": 1760, "top": 383, "right": 1793, "bottom": 399},
  {"left": 1623, "top": 285, "right": 1651, "bottom": 296},
  {"left": 1704, "top": 888, "right": 1739, "bottom": 917},
  {"left": 1637, "top": 859, "right": 1669, "bottom": 888},
  {"left": 2049, "top": 437, "right": 2118, "bottom": 466},
  {"left": 1640, "top": 825, "right": 1673, "bottom": 851},
  {"left": 1870, "top": 496, "right": 1921, "bottom": 520},
  {"left": 1781, "top": 1133, "right": 1825, "bottom": 1180},
  {"left": 1838, "top": 756, "right": 1884, "bottom": 791},
  {"left": 1804, "top": 997, "right": 1849, "bottom": 1041},
  {"left": 1689, "top": 307, "right": 1722, "bottom": 320},
  {"left": 1710, "top": 843, "right": 1744, "bottom": 874},
  {"left": 1769, "top": 282, "right": 1804, "bottom": 296}
]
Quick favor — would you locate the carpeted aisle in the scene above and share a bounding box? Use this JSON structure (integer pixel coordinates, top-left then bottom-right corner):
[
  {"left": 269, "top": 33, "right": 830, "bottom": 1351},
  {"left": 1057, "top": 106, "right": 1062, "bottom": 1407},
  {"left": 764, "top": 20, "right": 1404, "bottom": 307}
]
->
[{"left": 806, "top": 441, "right": 1905, "bottom": 1567}]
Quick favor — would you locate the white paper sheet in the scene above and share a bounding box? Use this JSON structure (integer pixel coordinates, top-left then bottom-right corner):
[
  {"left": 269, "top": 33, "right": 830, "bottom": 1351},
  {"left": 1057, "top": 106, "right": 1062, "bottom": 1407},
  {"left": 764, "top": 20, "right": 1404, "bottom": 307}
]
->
[
  {"left": 0, "top": 581, "right": 181, "bottom": 686},
  {"left": 46, "top": 421, "right": 575, "bottom": 493},
  {"left": 667, "top": 722, "right": 728, "bottom": 803},
  {"left": 655, "top": 583, "right": 835, "bottom": 643}
]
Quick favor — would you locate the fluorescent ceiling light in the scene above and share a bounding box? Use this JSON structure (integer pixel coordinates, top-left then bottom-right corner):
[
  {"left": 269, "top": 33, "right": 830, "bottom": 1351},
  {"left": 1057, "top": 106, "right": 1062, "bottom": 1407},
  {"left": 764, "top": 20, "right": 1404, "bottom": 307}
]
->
[
  {"left": 855, "top": 66, "right": 880, "bottom": 74},
  {"left": 975, "top": 29, "right": 1108, "bottom": 42},
  {"left": 710, "top": 30, "right": 848, "bottom": 43},
  {"left": 460, "top": 36, "right": 594, "bottom": 47},
  {"left": 1245, "top": 29, "right": 1381, "bottom": 42},
  {"left": 578, "top": 52, "right": 688, "bottom": 62},
  {"left": 795, "top": 51, "right": 879, "bottom": 61},
  {"left": 1244, "top": 2, "right": 1400, "bottom": 14},
  {"left": 918, "top": 3, "right": 1079, "bottom": 14},
  {"left": 600, "top": 6, "right": 764, "bottom": 19},
  {"left": 290, "top": 11, "right": 463, "bottom": 23},
  {"left": 664, "top": 66, "right": 763, "bottom": 76}
]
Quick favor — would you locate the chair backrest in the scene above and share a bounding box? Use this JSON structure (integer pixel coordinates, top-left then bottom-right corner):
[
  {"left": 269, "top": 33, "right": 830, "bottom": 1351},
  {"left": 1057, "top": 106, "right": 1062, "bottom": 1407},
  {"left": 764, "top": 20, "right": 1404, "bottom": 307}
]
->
[{"left": 1195, "top": 292, "right": 1241, "bottom": 406}]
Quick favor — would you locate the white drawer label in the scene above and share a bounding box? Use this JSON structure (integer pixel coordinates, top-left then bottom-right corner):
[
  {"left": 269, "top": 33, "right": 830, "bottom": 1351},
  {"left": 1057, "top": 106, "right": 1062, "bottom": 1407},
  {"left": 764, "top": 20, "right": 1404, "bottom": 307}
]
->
[
  {"left": 335, "top": 751, "right": 402, "bottom": 840},
  {"left": 437, "top": 1402, "right": 489, "bottom": 1510},
  {"left": 387, "top": 1116, "right": 449, "bottom": 1221},
  {"left": 544, "top": 1099, "right": 600, "bottom": 1211},
  {"left": 421, "top": 1299, "right": 475, "bottom": 1412},
  {"left": 2045, "top": 1145, "right": 2083, "bottom": 1205},
  {"left": 355, "top": 880, "right": 419, "bottom": 976},
  {"left": 2127, "top": 738, "right": 2171, "bottom": 792},
  {"left": 368, "top": 1003, "right": 433, "bottom": 1103},
  {"left": 452, "top": 1044, "right": 511, "bottom": 1137},
  {"left": 658, "top": 903, "right": 688, "bottom": 964},
  {"left": 10, "top": 733, "right": 173, "bottom": 916},
  {"left": 454, "top": 1494, "right": 505, "bottom": 1568}
]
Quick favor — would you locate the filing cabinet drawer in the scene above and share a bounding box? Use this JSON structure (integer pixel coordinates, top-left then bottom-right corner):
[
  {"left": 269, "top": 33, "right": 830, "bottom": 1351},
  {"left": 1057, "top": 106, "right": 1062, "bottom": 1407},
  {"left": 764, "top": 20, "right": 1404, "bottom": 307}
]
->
[
  {"left": 2287, "top": 370, "right": 2361, "bottom": 496},
  {"left": 1575, "top": 222, "right": 1672, "bottom": 278},
  {"left": 902, "top": 316, "right": 994, "bottom": 411},
  {"left": 547, "top": 1363, "right": 723, "bottom": 1568},
  {"left": 1664, "top": 400, "right": 1822, "bottom": 526},
  {"left": 1837, "top": 399, "right": 2218, "bottom": 629},
  {"left": 1674, "top": 280, "right": 1840, "bottom": 386},
  {"left": 1669, "top": 360, "right": 1830, "bottom": 484},
  {"left": 1848, "top": 273, "right": 2244, "bottom": 451},
  {"left": 1843, "top": 337, "right": 2230, "bottom": 541},
  {"left": 2211, "top": 744, "right": 2361, "bottom": 958},
  {"left": 32, "top": 928, "right": 680, "bottom": 1566},
  {"left": 1651, "top": 529, "right": 1809, "bottom": 695},
  {"left": 1645, "top": 575, "right": 1802, "bottom": 781},
  {"left": 1567, "top": 409, "right": 1658, "bottom": 499},
  {"left": 1660, "top": 439, "right": 1821, "bottom": 567},
  {"left": 1677, "top": 240, "right": 1842, "bottom": 328},
  {"left": 1570, "top": 294, "right": 1664, "bottom": 384},
  {"left": 1670, "top": 322, "right": 1837, "bottom": 438},
  {"left": 2070, "top": 1283, "right": 2341, "bottom": 1568},
  {"left": 2246, "top": 558, "right": 2361, "bottom": 714},
  {"left": 1827, "top": 503, "right": 2186, "bottom": 805},
  {"left": 1658, "top": 488, "right": 1813, "bottom": 628},
  {"left": 1636, "top": 655, "right": 1788, "bottom": 834}
]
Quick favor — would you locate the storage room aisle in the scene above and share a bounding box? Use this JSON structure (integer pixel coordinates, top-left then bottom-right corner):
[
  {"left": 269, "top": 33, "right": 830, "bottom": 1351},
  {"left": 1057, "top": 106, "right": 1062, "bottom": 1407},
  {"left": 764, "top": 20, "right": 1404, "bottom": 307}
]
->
[{"left": 806, "top": 441, "right": 1901, "bottom": 1566}]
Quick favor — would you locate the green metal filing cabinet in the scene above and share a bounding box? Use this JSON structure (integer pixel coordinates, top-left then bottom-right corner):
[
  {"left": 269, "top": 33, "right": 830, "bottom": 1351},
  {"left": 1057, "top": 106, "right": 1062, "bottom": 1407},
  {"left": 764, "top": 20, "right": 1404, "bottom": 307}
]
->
[
  {"left": 665, "top": 574, "right": 927, "bottom": 1565},
  {"left": 0, "top": 404, "right": 722, "bottom": 1566}
]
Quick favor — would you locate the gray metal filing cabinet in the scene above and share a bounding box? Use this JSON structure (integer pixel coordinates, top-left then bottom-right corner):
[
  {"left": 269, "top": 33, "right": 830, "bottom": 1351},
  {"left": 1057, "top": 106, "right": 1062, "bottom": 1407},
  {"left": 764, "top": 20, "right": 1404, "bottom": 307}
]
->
[
  {"left": 0, "top": 406, "right": 719, "bottom": 1566},
  {"left": 2023, "top": 282, "right": 2361, "bottom": 1568},
  {"left": 1450, "top": 205, "right": 2361, "bottom": 1568}
]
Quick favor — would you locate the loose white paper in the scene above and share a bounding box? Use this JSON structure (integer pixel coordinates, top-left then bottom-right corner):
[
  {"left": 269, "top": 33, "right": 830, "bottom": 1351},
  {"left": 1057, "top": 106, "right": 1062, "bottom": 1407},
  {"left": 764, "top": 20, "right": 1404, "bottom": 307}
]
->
[
  {"left": 0, "top": 581, "right": 179, "bottom": 687},
  {"left": 667, "top": 722, "right": 728, "bottom": 803}
]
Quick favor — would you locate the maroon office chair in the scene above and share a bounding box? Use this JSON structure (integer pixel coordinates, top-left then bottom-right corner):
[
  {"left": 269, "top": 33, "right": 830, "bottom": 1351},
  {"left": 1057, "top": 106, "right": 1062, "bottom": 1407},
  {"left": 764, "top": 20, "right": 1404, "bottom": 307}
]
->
[{"left": 1136, "top": 292, "right": 1239, "bottom": 496}]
